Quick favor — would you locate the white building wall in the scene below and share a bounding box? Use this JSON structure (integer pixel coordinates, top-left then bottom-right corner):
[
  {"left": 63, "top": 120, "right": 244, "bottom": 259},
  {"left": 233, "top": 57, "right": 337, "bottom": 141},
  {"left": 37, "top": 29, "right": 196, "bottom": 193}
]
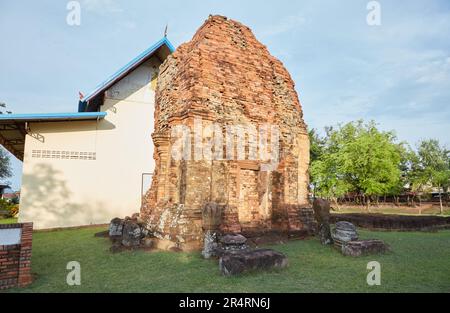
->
[{"left": 19, "top": 57, "right": 160, "bottom": 229}]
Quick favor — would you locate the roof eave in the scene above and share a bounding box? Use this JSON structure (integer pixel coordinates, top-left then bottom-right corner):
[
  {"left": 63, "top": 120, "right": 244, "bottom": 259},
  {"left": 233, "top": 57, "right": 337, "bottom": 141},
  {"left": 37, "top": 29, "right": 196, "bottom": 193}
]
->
[
  {"left": 0, "top": 112, "right": 107, "bottom": 123},
  {"left": 81, "top": 37, "right": 175, "bottom": 105}
]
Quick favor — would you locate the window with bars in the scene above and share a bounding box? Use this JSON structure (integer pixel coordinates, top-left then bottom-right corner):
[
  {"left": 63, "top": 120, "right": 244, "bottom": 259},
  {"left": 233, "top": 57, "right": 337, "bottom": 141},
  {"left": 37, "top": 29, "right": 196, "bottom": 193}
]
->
[{"left": 31, "top": 150, "right": 96, "bottom": 161}]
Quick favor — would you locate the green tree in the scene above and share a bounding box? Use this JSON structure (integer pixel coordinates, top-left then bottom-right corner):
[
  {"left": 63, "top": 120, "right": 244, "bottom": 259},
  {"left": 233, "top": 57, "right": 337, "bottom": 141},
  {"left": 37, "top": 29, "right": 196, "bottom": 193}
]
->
[
  {"left": 0, "top": 148, "right": 12, "bottom": 180},
  {"left": 0, "top": 102, "right": 12, "bottom": 114},
  {"left": 309, "top": 128, "right": 325, "bottom": 163},
  {"left": 402, "top": 146, "right": 431, "bottom": 210},
  {"left": 310, "top": 120, "right": 402, "bottom": 211},
  {"left": 416, "top": 139, "right": 450, "bottom": 214},
  {"left": 310, "top": 126, "right": 351, "bottom": 208},
  {"left": 0, "top": 101, "right": 13, "bottom": 183},
  {"left": 339, "top": 121, "right": 401, "bottom": 210}
]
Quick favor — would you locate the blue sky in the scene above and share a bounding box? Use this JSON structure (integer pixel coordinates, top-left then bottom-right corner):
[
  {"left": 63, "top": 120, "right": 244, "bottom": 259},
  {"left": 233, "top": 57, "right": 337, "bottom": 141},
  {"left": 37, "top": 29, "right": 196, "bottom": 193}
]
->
[{"left": 1, "top": 0, "right": 450, "bottom": 190}]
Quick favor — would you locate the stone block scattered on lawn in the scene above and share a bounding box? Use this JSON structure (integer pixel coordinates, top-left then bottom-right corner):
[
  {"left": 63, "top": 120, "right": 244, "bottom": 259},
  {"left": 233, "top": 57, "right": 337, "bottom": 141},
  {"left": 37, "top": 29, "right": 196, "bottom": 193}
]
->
[
  {"left": 215, "top": 234, "right": 250, "bottom": 257},
  {"left": 341, "top": 239, "right": 389, "bottom": 257},
  {"left": 220, "top": 234, "right": 247, "bottom": 246},
  {"left": 122, "top": 221, "right": 144, "bottom": 247},
  {"left": 219, "top": 249, "right": 288, "bottom": 276},
  {"left": 109, "top": 218, "right": 124, "bottom": 237},
  {"left": 318, "top": 223, "right": 333, "bottom": 245},
  {"left": 332, "top": 221, "right": 358, "bottom": 248},
  {"left": 313, "top": 198, "right": 331, "bottom": 224},
  {"left": 313, "top": 199, "right": 333, "bottom": 245},
  {"left": 202, "top": 230, "right": 219, "bottom": 259},
  {"left": 106, "top": 215, "right": 151, "bottom": 251}
]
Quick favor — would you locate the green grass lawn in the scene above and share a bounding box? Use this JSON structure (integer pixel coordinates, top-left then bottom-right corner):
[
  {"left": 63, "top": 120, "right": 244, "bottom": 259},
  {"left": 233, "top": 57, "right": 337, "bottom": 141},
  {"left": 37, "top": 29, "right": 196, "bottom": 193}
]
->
[
  {"left": 5, "top": 226, "right": 450, "bottom": 293},
  {"left": 0, "top": 217, "right": 18, "bottom": 224}
]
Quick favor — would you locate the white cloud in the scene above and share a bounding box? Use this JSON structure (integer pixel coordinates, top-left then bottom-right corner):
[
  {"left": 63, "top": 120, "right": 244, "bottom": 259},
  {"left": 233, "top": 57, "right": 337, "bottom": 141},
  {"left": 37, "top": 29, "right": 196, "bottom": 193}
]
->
[{"left": 413, "top": 55, "right": 450, "bottom": 85}]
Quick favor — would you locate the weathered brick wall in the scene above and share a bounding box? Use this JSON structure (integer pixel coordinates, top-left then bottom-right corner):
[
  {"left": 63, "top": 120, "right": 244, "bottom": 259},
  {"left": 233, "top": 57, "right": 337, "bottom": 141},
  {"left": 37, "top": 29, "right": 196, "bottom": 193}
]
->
[
  {"left": 0, "top": 223, "right": 33, "bottom": 290},
  {"left": 142, "top": 15, "right": 310, "bottom": 250}
]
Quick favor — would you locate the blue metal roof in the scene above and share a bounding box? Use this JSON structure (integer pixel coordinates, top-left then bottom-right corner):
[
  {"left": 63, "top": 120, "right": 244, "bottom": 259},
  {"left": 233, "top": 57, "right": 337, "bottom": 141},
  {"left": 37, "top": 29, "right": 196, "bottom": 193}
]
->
[
  {"left": 0, "top": 112, "right": 107, "bottom": 122},
  {"left": 81, "top": 37, "right": 175, "bottom": 104}
]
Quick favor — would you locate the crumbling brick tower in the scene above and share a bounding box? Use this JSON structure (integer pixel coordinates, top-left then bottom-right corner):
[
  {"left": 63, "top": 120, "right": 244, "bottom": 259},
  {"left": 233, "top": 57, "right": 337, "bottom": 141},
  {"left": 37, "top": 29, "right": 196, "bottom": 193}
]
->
[{"left": 141, "top": 15, "right": 310, "bottom": 251}]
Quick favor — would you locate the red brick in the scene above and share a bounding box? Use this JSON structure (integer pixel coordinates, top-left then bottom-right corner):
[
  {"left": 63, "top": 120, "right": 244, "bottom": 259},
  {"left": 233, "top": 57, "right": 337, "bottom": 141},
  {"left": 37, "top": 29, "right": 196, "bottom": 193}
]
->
[{"left": 141, "top": 16, "right": 311, "bottom": 250}]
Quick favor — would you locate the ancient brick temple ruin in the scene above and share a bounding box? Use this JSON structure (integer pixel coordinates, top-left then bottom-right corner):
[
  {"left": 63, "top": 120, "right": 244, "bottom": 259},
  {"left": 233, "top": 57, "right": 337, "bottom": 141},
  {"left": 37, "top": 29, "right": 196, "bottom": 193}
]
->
[{"left": 141, "top": 15, "right": 312, "bottom": 250}]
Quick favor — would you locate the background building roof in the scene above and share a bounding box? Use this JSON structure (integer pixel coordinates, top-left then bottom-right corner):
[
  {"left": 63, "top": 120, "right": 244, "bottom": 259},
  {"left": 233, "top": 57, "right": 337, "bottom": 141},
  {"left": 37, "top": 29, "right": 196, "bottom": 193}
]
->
[
  {"left": 0, "top": 112, "right": 107, "bottom": 160},
  {"left": 80, "top": 37, "right": 175, "bottom": 111}
]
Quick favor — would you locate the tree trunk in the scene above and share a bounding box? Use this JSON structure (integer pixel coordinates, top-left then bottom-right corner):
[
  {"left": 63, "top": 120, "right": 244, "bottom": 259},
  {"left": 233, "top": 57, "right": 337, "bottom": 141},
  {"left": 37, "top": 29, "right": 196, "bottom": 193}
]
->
[
  {"left": 334, "top": 197, "right": 340, "bottom": 212},
  {"left": 366, "top": 196, "right": 371, "bottom": 212},
  {"left": 418, "top": 194, "right": 422, "bottom": 214},
  {"left": 439, "top": 184, "right": 443, "bottom": 215},
  {"left": 445, "top": 187, "right": 449, "bottom": 209}
]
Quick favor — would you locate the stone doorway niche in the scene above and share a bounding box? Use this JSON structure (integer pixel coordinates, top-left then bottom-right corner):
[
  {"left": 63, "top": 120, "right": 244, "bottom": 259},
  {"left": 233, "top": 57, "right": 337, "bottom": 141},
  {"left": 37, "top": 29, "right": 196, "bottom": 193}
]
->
[{"left": 237, "top": 161, "right": 270, "bottom": 227}]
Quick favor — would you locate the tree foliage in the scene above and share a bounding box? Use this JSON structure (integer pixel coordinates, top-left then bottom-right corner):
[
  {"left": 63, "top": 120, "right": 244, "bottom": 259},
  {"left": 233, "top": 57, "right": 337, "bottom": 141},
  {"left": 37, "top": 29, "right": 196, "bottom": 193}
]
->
[
  {"left": 0, "top": 101, "right": 13, "bottom": 182},
  {"left": 411, "top": 139, "right": 450, "bottom": 212},
  {"left": 0, "top": 102, "right": 12, "bottom": 115},
  {"left": 310, "top": 120, "right": 450, "bottom": 212},
  {"left": 0, "top": 148, "right": 12, "bottom": 180},
  {"left": 311, "top": 120, "right": 403, "bottom": 207}
]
